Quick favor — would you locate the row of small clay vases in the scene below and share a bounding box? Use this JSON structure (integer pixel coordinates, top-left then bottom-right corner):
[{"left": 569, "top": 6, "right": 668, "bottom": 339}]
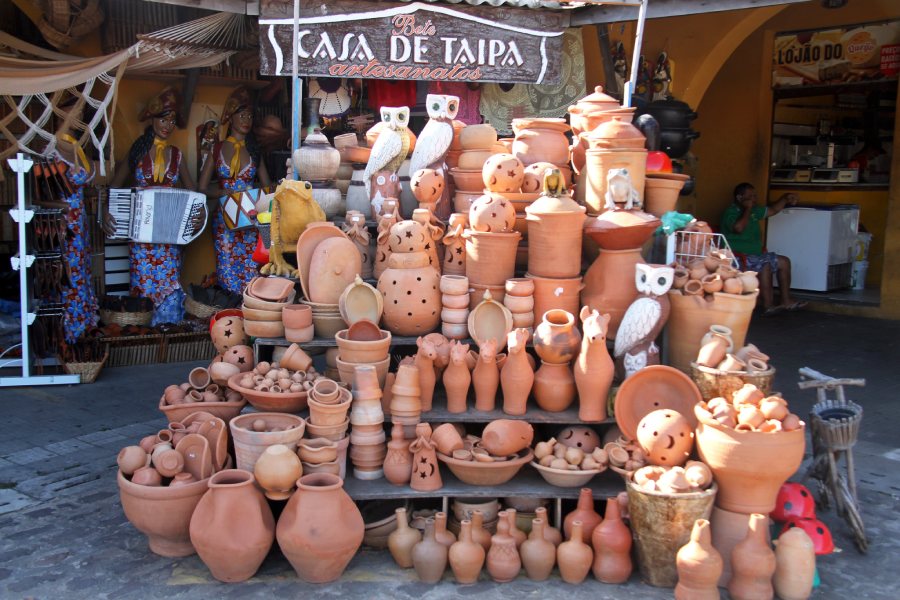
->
[{"left": 501, "top": 328, "right": 534, "bottom": 416}]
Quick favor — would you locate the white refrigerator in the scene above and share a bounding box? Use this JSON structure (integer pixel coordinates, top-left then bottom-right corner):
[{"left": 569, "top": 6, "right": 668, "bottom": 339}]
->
[{"left": 765, "top": 205, "right": 859, "bottom": 291}]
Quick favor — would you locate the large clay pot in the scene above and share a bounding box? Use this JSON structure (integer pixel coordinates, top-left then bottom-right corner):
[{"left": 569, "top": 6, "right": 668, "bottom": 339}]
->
[
  {"left": 276, "top": 473, "right": 365, "bottom": 583},
  {"left": 520, "top": 518, "right": 556, "bottom": 581},
  {"left": 581, "top": 247, "right": 643, "bottom": 340},
  {"left": 449, "top": 519, "right": 486, "bottom": 584},
  {"left": 388, "top": 507, "right": 422, "bottom": 567},
  {"left": 592, "top": 497, "right": 633, "bottom": 583},
  {"left": 534, "top": 309, "right": 581, "bottom": 364},
  {"left": 529, "top": 273, "right": 584, "bottom": 325},
  {"left": 512, "top": 118, "right": 571, "bottom": 166},
  {"left": 486, "top": 512, "right": 522, "bottom": 582},
  {"left": 666, "top": 290, "right": 759, "bottom": 373},
  {"left": 694, "top": 405, "right": 805, "bottom": 514},
  {"left": 189, "top": 470, "right": 275, "bottom": 582},
  {"left": 584, "top": 148, "right": 648, "bottom": 215},
  {"left": 413, "top": 518, "right": 448, "bottom": 583},
  {"left": 727, "top": 513, "right": 775, "bottom": 600},
  {"left": 563, "top": 488, "right": 602, "bottom": 544},
  {"left": 524, "top": 194, "right": 587, "bottom": 279},
  {"left": 533, "top": 361, "right": 576, "bottom": 412},
  {"left": 465, "top": 230, "right": 521, "bottom": 286},
  {"left": 557, "top": 521, "right": 594, "bottom": 584},
  {"left": 773, "top": 528, "right": 815, "bottom": 600},
  {"left": 644, "top": 177, "right": 684, "bottom": 218},
  {"left": 294, "top": 128, "right": 340, "bottom": 182},
  {"left": 674, "top": 519, "right": 722, "bottom": 600},
  {"left": 710, "top": 506, "right": 772, "bottom": 587},
  {"left": 574, "top": 309, "right": 614, "bottom": 421}
]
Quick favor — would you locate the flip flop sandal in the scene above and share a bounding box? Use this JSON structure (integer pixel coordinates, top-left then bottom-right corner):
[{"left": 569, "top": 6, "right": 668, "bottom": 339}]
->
[
  {"left": 761, "top": 306, "right": 785, "bottom": 317},
  {"left": 787, "top": 301, "right": 809, "bottom": 312}
]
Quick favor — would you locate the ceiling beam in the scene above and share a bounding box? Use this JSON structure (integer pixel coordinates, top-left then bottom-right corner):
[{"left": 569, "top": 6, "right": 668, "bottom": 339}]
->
[
  {"left": 571, "top": 0, "right": 812, "bottom": 26},
  {"left": 141, "top": 0, "right": 259, "bottom": 16}
]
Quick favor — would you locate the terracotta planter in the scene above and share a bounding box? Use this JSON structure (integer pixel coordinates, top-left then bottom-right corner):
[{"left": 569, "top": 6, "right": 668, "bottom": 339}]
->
[
  {"left": 666, "top": 290, "right": 758, "bottom": 373},
  {"left": 512, "top": 118, "right": 571, "bottom": 165},
  {"left": 277, "top": 473, "right": 365, "bottom": 583},
  {"left": 644, "top": 177, "right": 683, "bottom": 218},
  {"left": 308, "top": 393, "right": 352, "bottom": 426},
  {"left": 534, "top": 309, "right": 582, "bottom": 364},
  {"left": 524, "top": 195, "right": 587, "bottom": 279},
  {"left": 464, "top": 230, "right": 521, "bottom": 286},
  {"left": 229, "top": 413, "right": 306, "bottom": 472},
  {"left": 335, "top": 328, "right": 392, "bottom": 364},
  {"left": 506, "top": 278, "right": 535, "bottom": 297},
  {"left": 533, "top": 361, "right": 576, "bottom": 411},
  {"left": 581, "top": 247, "right": 643, "bottom": 340},
  {"left": 584, "top": 148, "right": 648, "bottom": 215},
  {"left": 529, "top": 273, "right": 585, "bottom": 326}
]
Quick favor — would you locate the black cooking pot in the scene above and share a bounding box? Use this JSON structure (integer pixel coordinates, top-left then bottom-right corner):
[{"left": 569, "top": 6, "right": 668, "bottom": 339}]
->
[
  {"left": 633, "top": 114, "right": 660, "bottom": 152},
  {"left": 637, "top": 99, "right": 699, "bottom": 129},
  {"left": 680, "top": 176, "right": 695, "bottom": 196},
  {"left": 659, "top": 128, "right": 701, "bottom": 159}
]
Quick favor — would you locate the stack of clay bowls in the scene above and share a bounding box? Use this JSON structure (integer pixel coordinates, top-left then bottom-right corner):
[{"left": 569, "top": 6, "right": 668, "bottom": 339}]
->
[
  {"left": 297, "top": 436, "right": 340, "bottom": 477},
  {"left": 389, "top": 364, "right": 421, "bottom": 440},
  {"left": 450, "top": 124, "right": 498, "bottom": 214},
  {"left": 349, "top": 365, "right": 387, "bottom": 480},
  {"left": 504, "top": 278, "right": 535, "bottom": 341},
  {"left": 242, "top": 277, "right": 296, "bottom": 338},
  {"left": 440, "top": 275, "right": 470, "bottom": 340},
  {"left": 334, "top": 318, "right": 391, "bottom": 391},
  {"left": 306, "top": 378, "right": 352, "bottom": 478},
  {"left": 282, "top": 304, "right": 313, "bottom": 343},
  {"left": 299, "top": 297, "right": 346, "bottom": 339}
]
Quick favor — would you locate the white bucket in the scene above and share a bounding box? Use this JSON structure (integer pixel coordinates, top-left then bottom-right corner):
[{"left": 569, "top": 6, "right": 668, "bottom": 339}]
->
[{"left": 851, "top": 261, "right": 868, "bottom": 290}]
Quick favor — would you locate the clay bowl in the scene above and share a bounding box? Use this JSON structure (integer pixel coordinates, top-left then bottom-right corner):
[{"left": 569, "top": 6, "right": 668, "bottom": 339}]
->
[
  {"left": 530, "top": 461, "right": 605, "bottom": 487},
  {"left": 312, "top": 314, "right": 348, "bottom": 339},
  {"left": 346, "top": 318, "right": 383, "bottom": 342},
  {"left": 157, "top": 395, "right": 246, "bottom": 425},
  {"left": 339, "top": 279, "right": 383, "bottom": 326},
  {"left": 452, "top": 498, "right": 501, "bottom": 523},
  {"left": 468, "top": 295, "right": 514, "bottom": 352},
  {"left": 335, "top": 329, "right": 392, "bottom": 363},
  {"left": 226, "top": 373, "right": 308, "bottom": 413},
  {"left": 243, "top": 289, "right": 296, "bottom": 311},
  {"left": 301, "top": 460, "right": 341, "bottom": 476},
  {"left": 241, "top": 305, "right": 283, "bottom": 321},
  {"left": 449, "top": 169, "right": 486, "bottom": 192},
  {"left": 343, "top": 146, "right": 371, "bottom": 164},
  {"left": 305, "top": 417, "right": 350, "bottom": 442},
  {"left": 297, "top": 438, "right": 339, "bottom": 463},
  {"left": 614, "top": 365, "right": 703, "bottom": 440},
  {"left": 335, "top": 356, "right": 390, "bottom": 389},
  {"left": 282, "top": 304, "right": 313, "bottom": 329},
  {"left": 583, "top": 210, "right": 662, "bottom": 251},
  {"left": 248, "top": 276, "right": 295, "bottom": 301},
  {"left": 440, "top": 275, "right": 470, "bottom": 296},
  {"left": 501, "top": 192, "right": 541, "bottom": 215},
  {"left": 437, "top": 448, "right": 534, "bottom": 486},
  {"left": 468, "top": 283, "right": 506, "bottom": 310},
  {"left": 243, "top": 319, "right": 285, "bottom": 338}
]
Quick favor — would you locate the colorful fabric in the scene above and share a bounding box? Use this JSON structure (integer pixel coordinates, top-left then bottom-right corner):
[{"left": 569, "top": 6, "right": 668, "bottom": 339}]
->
[
  {"left": 47, "top": 149, "right": 98, "bottom": 341},
  {"left": 130, "top": 148, "right": 184, "bottom": 325},
  {"left": 224, "top": 136, "right": 244, "bottom": 178},
  {"left": 213, "top": 141, "right": 259, "bottom": 294},
  {"left": 368, "top": 79, "right": 417, "bottom": 111},
  {"left": 721, "top": 204, "right": 768, "bottom": 256}
]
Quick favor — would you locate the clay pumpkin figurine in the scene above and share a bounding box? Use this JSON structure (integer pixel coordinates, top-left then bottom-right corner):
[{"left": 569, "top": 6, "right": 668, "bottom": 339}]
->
[
  {"left": 383, "top": 421, "right": 413, "bottom": 485},
  {"left": 501, "top": 328, "right": 534, "bottom": 416},
  {"left": 409, "top": 423, "right": 442, "bottom": 492},
  {"left": 472, "top": 337, "right": 500, "bottom": 412},
  {"left": 388, "top": 507, "right": 421, "bottom": 568},
  {"left": 449, "top": 519, "right": 486, "bottom": 584},
  {"left": 573, "top": 307, "right": 614, "bottom": 422},
  {"left": 591, "top": 497, "right": 632, "bottom": 584},
  {"left": 675, "top": 519, "right": 723, "bottom": 600},
  {"left": 728, "top": 513, "right": 775, "bottom": 600},
  {"left": 441, "top": 213, "right": 467, "bottom": 277},
  {"left": 443, "top": 341, "right": 471, "bottom": 413},
  {"left": 414, "top": 336, "right": 438, "bottom": 412}
]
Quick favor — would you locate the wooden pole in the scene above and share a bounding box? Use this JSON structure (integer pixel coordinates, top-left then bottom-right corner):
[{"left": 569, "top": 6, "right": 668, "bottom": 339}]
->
[{"left": 597, "top": 23, "right": 619, "bottom": 97}]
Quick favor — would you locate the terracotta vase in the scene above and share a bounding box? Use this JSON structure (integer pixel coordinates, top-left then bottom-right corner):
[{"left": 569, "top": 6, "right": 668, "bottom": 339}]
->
[
  {"left": 383, "top": 421, "right": 413, "bottom": 485},
  {"left": 591, "top": 497, "right": 633, "bottom": 583},
  {"left": 409, "top": 423, "right": 442, "bottom": 492},
  {"left": 253, "top": 444, "right": 304, "bottom": 500},
  {"left": 697, "top": 333, "right": 730, "bottom": 368},
  {"left": 520, "top": 518, "right": 556, "bottom": 581},
  {"left": 442, "top": 213, "right": 467, "bottom": 276},
  {"left": 773, "top": 527, "right": 815, "bottom": 600},
  {"left": 414, "top": 336, "right": 438, "bottom": 412},
  {"left": 529, "top": 273, "right": 584, "bottom": 325},
  {"left": 464, "top": 230, "right": 521, "bottom": 286},
  {"left": 432, "top": 511, "right": 457, "bottom": 549},
  {"left": 472, "top": 338, "right": 500, "bottom": 412},
  {"left": 444, "top": 341, "right": 471, "bottom": 413},
  {"left": 574, "top": 308, "right": 614, "bottom": 421},
  {"left": 564, "top": 488, "right": 602, "bottom": 544},
  {"left": 471, "top": 509, "right": 493, "bottom": 552},
  {"left": 710, "top": 506, "right": 772, "bottom": 586},
  {"left": 557, "top": 521, "right": 593, "bottom": 584},
  {"left": 504, "top": 509, "right": 527, "bottom": 550},
  {"left": 482, "top": 420, "right": 535, "bottom": 456},
  {"left": 581, "top": 247, "right": 643, "bottom": 340},
  {"left": 189, "top": 470, "right": 275, "bottom": 582},
  {"left": 675, "top": 519, "right": 722, "bottom": 600},
  {"left": 276, "top": 473, "right": 365, "bottom": 583},
  {"left": 388, "top": 508, "right": 422, "bottom": 568},
  {"left": 644, "top": 177, "right": 684, "bottom": 218},
  {"left": 413, "top": 518, "right": 448, "bottom": 583},
  {"left": 533, "top": 361, "right": 576, "bottom": 412},
  {"left": 525, "top": 193, "right": 587, "bottom": 279},
  {"left": 535, "top": 506, "right": 563, "bottom": 546},
  {"left": 449, "top": 519, "right": 486, "bottom": 584},
  {"left": 533, "top": 309, "right": 581, "bottom": 364},
  {"left": 501, "top": 328, "right": 534, "bottom": 415},
  {"left": 486, "top": 512, "right": 522, "bottom": 582},
  {"left": 727, "top": 513, "right": 775, "bottom": 600}
]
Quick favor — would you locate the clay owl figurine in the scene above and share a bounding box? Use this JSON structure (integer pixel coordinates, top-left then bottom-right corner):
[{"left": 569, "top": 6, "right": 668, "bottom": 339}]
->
[
  {"left": 614, "top": 263, "right": 674, "bottom": 380},
  {"left": 410, "top": 94, "right": 460, "bottom": 219},
  {"left": 605, "top": 168, "right": 641, "bottom": 211},
  {"left": 365, "top": 106, "right": 411, "bottom": 214}
]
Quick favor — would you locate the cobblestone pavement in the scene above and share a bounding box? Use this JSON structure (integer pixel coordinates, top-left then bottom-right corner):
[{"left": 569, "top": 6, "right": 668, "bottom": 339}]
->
[{"left": 0, "top": 311, "right": 898, "bottom": 599}]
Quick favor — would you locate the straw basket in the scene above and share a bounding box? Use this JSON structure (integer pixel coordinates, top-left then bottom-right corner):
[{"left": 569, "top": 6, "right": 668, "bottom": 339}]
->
[
  {"left": 99, "top": 309, "right": 153, "bottom": 327},
  {"left": 690, "top": 362, "right": 775, "bottom": 402},
  {"left": 59, "top": 353, "right": 108, "bottom": 384},
  {"left": 184, "top": 296, "right": 219, "bottom": 320}
]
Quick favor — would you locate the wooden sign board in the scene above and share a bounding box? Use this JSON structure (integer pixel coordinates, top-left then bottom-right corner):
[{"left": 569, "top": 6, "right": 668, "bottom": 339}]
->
[{"left": 259, "top": 0, "right": 564, "bottom": 84}]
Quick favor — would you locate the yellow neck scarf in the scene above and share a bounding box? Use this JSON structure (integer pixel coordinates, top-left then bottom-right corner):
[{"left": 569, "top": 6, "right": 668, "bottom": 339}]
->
[
  {"left": 153, "top": 138, "right": 168, "bottom": 183},
  {"left": 226, "top": 136, "right": 244, "bottom": 178},
  {"left": 59, "top": 134, "right": 90, "bottom": 174}
]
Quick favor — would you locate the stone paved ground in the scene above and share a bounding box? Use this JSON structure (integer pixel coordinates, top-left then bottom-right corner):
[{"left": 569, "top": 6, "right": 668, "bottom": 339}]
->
[{"left": 1, "top": 311, "right": 899, "bottom": 599}]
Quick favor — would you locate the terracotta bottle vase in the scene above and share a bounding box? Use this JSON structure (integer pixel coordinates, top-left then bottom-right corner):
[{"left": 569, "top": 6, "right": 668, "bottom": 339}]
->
[
  {"left": 533, "top": 309, "right": 581, "bottom": 364},
  {"left": 773, "top": 528, "right": 815, "bottom": 600},
  {"left": 581, "top": 247, "right": 643, "bottom": 340},
  {"left": 535, "top": 506, "right": 563, "bottom": 546},
  {"left": 415, "top": 336, "right": 437, "bottom": 412},
  {"left": 471, "top": 509, "right": 493, "bottom": 552},
  {"left": 444, "top": 341, "right": 471, "bottom": 413},
  {"left": 413, "top": 518, "right": 448, "bottom": 583},
  {"left": 506, "top": 509, "right": 527, "bottom": 549},
  {"left": 574, "top": 308, "right": 614, "bottom": 421},
  {"left": 564, "top": 488, "right": 602, "bottom": 544},
  {"left": 557, "top": 521, "right": 594, "bottom": 584},
  {"left": 276, "top": 473, "right": 365, "bottom": 583},
  {"left": 520, "top": 518, "right": 556, "bottom": 581},
  {"left": 728, "top": 513, "right": 775, "bottom": 600},
  {"left": 442, "top": 213, "right": 467, "bottom": 276},
  {"left": 383, "top": 421, "right": 413, "bottom": 485},
  {"left": 449, "top": 519, "right": 486, "bottom": 584},
  {"left": 189, "top": 470, "right": 275, "bottom": 583},
  {"left": 501, "top": 328, "right": 534, "bottom": 416},
  {"left": 434, "top": 512, "right": 458, "bottom": 549},
  {"left": 533, "top": 361, "right": 576, "bottom": 411},
  {"left": 409, "top": 423, "right": 442, "bottom": 492},
  {"left": 388, "top": 508, "right": 421, "bottom": 568},
  {"left": 486, "top": 512, "right": 522, "bottom": 582},
  {"left": 591, "top": 497, "right": 633, "bottom": 584},
  {"left": 675, "top": 519, "right": 723, "bottom": 600},
  {"left": 472, "top": 338, "right": 500, "bottom": 412}
]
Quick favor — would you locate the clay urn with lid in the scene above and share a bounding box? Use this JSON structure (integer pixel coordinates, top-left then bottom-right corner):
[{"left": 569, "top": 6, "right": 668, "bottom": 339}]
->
[
  {"left": 587, "top": 116, "right": 647, "bottom": 150},
  {"left": 412, "top": 518, "right": 448, "bottom": 582},
  {"left": 486, "top": 511, "right": 522, "bottom": 582},
  {"left": 675, "top": 519, "right": 722, "bottom": 600},
  {"left": 520, "top": 518, "right": 556, "bottom": 581},
  {"left": 525, "top": 181, "right": 587, "bottom": 280},
  {"left": 591, "top": 497, "right": 632, "bottom": 583},
  {"left": 449, "top": 519, "right": 486, "bottom": 584},
  {"left": 388, "top": 507, "right": 421, "bottom": 568}
]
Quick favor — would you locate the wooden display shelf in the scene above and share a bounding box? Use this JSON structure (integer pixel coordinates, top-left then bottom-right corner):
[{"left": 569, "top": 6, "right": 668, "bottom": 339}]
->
[{"left": 253, "top": 335, "right": 473, "bottom": 347}]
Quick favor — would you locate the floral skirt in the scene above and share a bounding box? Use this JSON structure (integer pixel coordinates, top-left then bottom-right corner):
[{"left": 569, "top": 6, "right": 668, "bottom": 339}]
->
[
  {"left": 59, "top": 214, "right": 99, "bottom": 341},
  {"left": 129, "top": 242, "right": 184, "bottom": 325},
  {"left": 214, "top": 205, "right": 259, "bottom": 295}
]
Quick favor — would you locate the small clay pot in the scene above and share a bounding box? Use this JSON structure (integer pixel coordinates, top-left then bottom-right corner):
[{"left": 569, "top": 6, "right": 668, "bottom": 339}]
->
[
  {"left": 672, "top": 269, "right": 689, "bottom": 290},
  {"left": 118, "top": 446, "right": 149, "bottom": 475},
  {"left": 723, "top": 277, "right": 744, "bottom": 295},
  {"left": 505, "top": 278, "right": 535, "bottom": 297},
  {"left": 701, "top": 273, "right": 723, "bottom": 294},
  {"left": 131, "top": 466, "right": 162, "bottom": 486},
  {"left": 718, "top": 354, "right": 746, "bottom": 372},
  {"left": 189, "top": 367, "right": 211, "bottom": 390},
  {"left": 690, "top": 266, "right": 709, "bottom": 281}
]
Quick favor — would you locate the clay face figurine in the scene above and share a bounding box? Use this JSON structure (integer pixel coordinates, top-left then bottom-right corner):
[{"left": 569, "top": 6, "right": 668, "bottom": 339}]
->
[
  {"left": 443, "top": 341, "right": 471, "bottom": 414},
  {"left": 574, "top": 308, "right": 614, "bottom": 422},
  {"left": 614, "top": 264, "right": 673, "bottom": 380},
  {"left": 605, "top": 168, "right": 641, "bottom": 211}
]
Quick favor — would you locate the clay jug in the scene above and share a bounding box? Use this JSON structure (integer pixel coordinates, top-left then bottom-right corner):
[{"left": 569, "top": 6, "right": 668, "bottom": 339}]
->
[
  {"left": 449, "top": 519, "right": 486, "bottom": 584},
  {"left": 472, "top": 338, "right": 500, "bottom": 412},
  {"left": 434, "top": 512, "right": 457, "bottom": 549},
  {"left": 373, "top": 213, "right": 397, "bottom": 280},
  {"left": 773, "top": 528, "right": 815, "bottom": 600},
  {"left": 564, "top": 488, "right": 602, "bottom": 543},
  {"left": 581, "top": 247, "right": 643, "bottom": 340},
  {"left": 533, "top": 309, "right": 581, "bottom": 364},
  {"left": 442, "top": 213, "right": 467, "bottom": 276},
  {"left": 482, "top": 420, "right": 535, "bottom": 457},
  {"left": 675, "top": 519, "right": 723, "bottom": 600},
  {"left": 535, "top": 507, "right": 563, "bottom": 546},
  {"left": 471, "top": 509, "right": 493, "bottom": 552},
  {"left": 189, "top": 470, "right": 275, "bottom": 582},
  {"left": 414, "top": 336, "right": 438, "bottom": 412},
  {"left": 388, "top": 508, "right": 421, "bottom": 568},
  {"left": 557, "top": 521, "right": 593, "bottom": 584},
  {"left": 520, "top": 518, "right": 556, "bottom": 581},
  {"left": 409, "top": 423, "right": 442, "bottom": 491},
  {"left": 443, "top": 341, "right": 471, "bottom": 413},
  {"left": 533, "top": 361, "right": 576, "bottom": 412},
  {"left": 728, "top": 513, "right": 775, "bottom": 600},
  {"left": 591, "top": 497, "right": 633, "bottom": 584},
  {"left": 276, "top": 473, "right": 364, "bottom": 583},
  {"left": 505, "top": 509, "right": 527, "bottom": 549},
  {"left": 383, "top": 421, "right": 413, "bottom": 485},
  {"left": 574, "top": 308, "right": 614, "bottom": 421},
  {"left": 501, "top": 328, "right": 534, "bottom": 416},
  {"left": 697, "top": 333, "right": 729, "bottom": 369},
  {"left": 412, "top": 518, "right": 448, "bottom": 583},
  {"left": 486, "top": 512, "right": 522, "bottom": 582}
]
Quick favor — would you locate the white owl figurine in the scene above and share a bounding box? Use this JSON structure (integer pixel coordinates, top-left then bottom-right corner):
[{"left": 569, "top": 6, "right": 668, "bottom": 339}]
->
[
  {"left": 409, "top": 94, "right": 459, "bottom": 219},
  {"left": 605, "top": 168, "right": 642, "bottom": 211},
  {"left": 614, "top": 263, "right": 674, "bottom": 380},
  {"left": 365, "top": 106, "right": 411, "bottom": 213}
]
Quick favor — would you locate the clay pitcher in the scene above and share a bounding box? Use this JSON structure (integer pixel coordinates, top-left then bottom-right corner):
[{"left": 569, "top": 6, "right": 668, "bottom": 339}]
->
[
  {"left": 574, "top": 307, "right": 614, "bottom": 422},
  {"left": 557, "top": 520, "right": 594, "bottom": 584},
  {"left": 773, "top": 528, "right": 815, "bottom": 600},
  {"left": 412, "top": 518, "right": 448, "bottom": 583},
  {"left": 189, "top": 470, "right": 275, "bottom": 582},
  {"left": 564, "top": 488, "right": 602, "bottom": 543},
  {"left": 414, "top": 336, "right": 438, "bottom": 412},
  {"left": 520, "top": 518, "right": 556, "bottom": 582},
  {"left": 675, "top": 519, "right": 723, "bottom": 600},
  {"left": 276, "top": 473, "right": 364, "bottom": 583},
  {"left": 591, "top": 497, "right": 633, "bottom": 584},
  {"left": 472, "top": 338, "right": 500, "bottom": 412},
  {"left": 443, "top": 341, "right": 471, "bottom": 413},
  {"left": 409, "top": 423, "right": 442, "bottom": 492},
  {"left": 581, "top": 247, "right": 643, "bottom": 340},
  {"left": 449, "top": 519, "right": 486, "bottom": 584},
  {"left": 471, "top": 509, "right": 493, "bottom": 552},
  {"left": 501, "top": 328, "right": 534, "bottom": 416},
  {"left": 388, "top": 507, "right": 421, "bottom": 568},
  {"left": 728, "top": 513, "right": 775, "bottom": 600},
  {"left": 486, "top": 512, "right": 522, "bottom": 582},
  {"left": 383, "top": 421, "right": 413, "bottom": 485}
]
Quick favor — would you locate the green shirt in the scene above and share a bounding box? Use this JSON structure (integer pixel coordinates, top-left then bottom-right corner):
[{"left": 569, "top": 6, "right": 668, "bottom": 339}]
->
[{"left": 720, "top": 204, "right": 768, "bottom": 255}]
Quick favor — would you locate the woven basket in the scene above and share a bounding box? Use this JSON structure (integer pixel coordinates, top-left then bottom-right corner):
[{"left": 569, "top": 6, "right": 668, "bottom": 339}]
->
[
  {"left": 690, "top": 362, "right": 775, "bottom": 402},
  {"left": 59, "top": 353, "right": 108, "bottom": 384},
  {"left": 164, "top": 331, "right": 218, "bottom": 363},
  {"left": 102, "top": 334, "right": 165, "bottom": 367},
  {"left": 99, "top": 309, "right": 153, "bottom": 327},
  {"left": 184, "top": 296, "right": 219, "bottom": 319}
]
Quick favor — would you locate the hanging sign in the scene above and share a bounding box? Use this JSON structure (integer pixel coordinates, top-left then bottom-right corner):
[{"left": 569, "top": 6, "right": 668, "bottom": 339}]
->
[
  {"left": 259, "top": 0, "right": 564, "bottom": 85},
  {"left": 772, "top": 19, "right": 900, "bottom": 88}
]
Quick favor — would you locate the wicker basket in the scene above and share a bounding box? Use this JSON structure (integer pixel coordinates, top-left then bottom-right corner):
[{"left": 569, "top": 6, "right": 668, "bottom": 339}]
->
[
  {"left": 99, "top": 309, "right": 154, "bottom": 327},
  {"left": 164, "top": 331, "right": 218, "bottom": 363},
  {"left": 59, "top": 353, "right": 108, "bottom": 384},
  {"left": 102, "top": 334, "right": 165, "bottom": 367},
  {"left": 690, "top": 362, "right": 776, "bottom": 402},
  {"left": 184, "top": 296, "right": 219, "bottom": 320}
]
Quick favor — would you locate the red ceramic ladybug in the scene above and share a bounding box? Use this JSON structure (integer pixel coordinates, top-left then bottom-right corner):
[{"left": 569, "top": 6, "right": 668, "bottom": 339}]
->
[
  {"left": 782, "top": 517, "right": 834, "bottom": 555},
  {"left": 770, "top": 482, "right": 816, "bottom": 522}
]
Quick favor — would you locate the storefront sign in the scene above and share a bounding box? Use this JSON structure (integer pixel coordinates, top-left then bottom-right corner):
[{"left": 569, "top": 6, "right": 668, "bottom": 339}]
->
[
  {"left": 773, "top": 19, "right": 900, "bottom": 88},
  {"left": 259, "top": 0, "right": 564, "bottom": 84}
]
